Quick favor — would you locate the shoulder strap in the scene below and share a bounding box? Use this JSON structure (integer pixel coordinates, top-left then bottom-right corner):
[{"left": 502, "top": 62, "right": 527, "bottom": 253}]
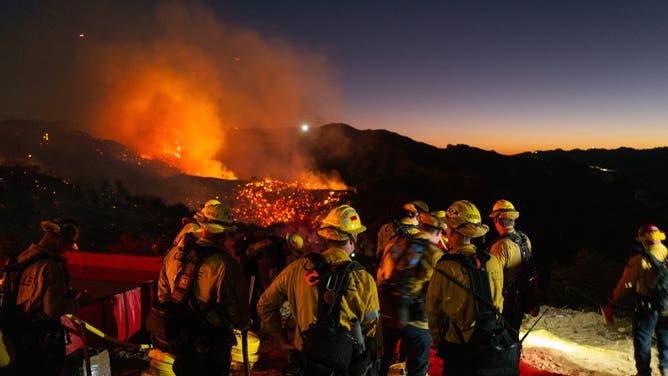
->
[
  {"left": 315, "top": 260, "right": 362, "bottom": 324},
  {"left": 514, "top": 231, "right": 532, "bottom": 264},
  {"left": 434, "top": 253, "right": 500, "bottom": 316},
  {"left": 170, "top": 233, "right": 209, "bottom": 305},
  {"left": 489, "top": 230, "right": 535, "bottom": 276},
  {"left": 643, "top": 250, "right": 661, "bottom": 266},
  {"left": 642, "top": 250, "right": 666, "bottom": 278}
]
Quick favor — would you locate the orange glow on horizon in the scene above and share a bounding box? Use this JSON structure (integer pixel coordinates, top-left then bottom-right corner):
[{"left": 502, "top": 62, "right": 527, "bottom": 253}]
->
[{"left": 411, "top": 127, "right": 668, "bottom": 155}]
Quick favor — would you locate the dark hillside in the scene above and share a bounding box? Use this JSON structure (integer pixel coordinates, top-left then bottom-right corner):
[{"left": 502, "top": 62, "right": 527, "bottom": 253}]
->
[{"left": 0, "top": 165, "right": 189, "bottom": 257}]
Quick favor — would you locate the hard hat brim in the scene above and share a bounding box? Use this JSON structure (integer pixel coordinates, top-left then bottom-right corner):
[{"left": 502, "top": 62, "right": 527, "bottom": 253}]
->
[
  {"left": 445, "top": 222, "right": 489, "bottom": 238},
  {"left": 497, "top": 211, "right": 519, "bottom": 220},
  {"left": 317, "top": 227, "right": 349, "bottom": 240},
  {"left": 317, "top": 225, "right": 366, "bottom": 240}
]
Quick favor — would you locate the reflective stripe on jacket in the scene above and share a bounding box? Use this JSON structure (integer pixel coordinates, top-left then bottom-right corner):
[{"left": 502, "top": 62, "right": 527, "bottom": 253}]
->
[
  {"left": 257, "top": 246, "right": 380, "bottom": 350},
  {"left": 425, "top": 244, "right": 504, "bottom": 344}
]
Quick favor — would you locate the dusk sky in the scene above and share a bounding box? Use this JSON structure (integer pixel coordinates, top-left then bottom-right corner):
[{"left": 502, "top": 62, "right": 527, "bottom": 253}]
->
[{"left": 3, "top": 1, "right": 668, "bottom": 155}]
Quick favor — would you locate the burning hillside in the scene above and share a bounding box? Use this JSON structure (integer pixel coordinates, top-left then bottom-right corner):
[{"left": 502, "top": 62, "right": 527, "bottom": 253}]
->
[
  {"left": 75, "top": 2, "right": 341, "bottom": 184},
  {"left": 229, "top": 178, "right": 351, "bottom": 227}
]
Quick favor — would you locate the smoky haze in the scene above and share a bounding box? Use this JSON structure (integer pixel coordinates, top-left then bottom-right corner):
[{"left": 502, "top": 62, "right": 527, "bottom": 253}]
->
[{"left": 1, "top": 1, "right": 342, "bottom": 184}]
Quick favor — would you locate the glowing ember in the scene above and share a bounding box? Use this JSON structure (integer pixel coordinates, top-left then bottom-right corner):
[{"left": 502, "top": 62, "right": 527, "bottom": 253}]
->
[{"left": 231, "top": 178, "right": 351, "bottom": 227}]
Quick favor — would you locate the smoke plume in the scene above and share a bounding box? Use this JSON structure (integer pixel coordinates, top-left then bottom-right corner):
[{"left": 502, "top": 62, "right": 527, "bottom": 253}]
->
[{"left": 2, "top": 1, "right": 342, "bottom": 183}]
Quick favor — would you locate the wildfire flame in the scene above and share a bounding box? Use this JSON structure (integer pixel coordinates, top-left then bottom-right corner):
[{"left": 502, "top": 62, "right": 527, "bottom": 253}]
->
[
  {"left": 94, "top": 65, "right": 237, "bottom": 179},
  {"left": 230, "top": 178, "right": 351, "bottom": 227}
]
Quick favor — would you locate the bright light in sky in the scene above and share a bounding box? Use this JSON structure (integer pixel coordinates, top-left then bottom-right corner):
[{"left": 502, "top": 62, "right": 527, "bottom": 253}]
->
[{"left": 301, "top": 123, "right": 309, "bottom": 132}]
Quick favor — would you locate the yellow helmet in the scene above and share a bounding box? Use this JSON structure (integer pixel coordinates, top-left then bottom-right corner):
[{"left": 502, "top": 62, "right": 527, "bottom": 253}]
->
[
  {"left": 489, "top": 199, "right": 520, "bottom": 220},
  {"left": 317, "top": 205, "right": 367, "bottom": 240},
  {"left": 193, "top": 198, "right": 223, "bottom": 221},
  {"left": 285, "top": 233, "right": 304, "bottom": 254},
  {"left": 41, "top": 219, "right": 80, "bottom": 250},
  {"left": 637, "top": 224, "right": 666, "bottom": 242},
  {"left": 443, "top": 200, "right": 489, "bottom": 238},
  {"left": 197, "top": 202, "right": 237, "bottom": 233},
  {"left": 419, "top": 211, "right": 447, "bottom": 231},
  {"left": 403, "top": 200, "right": 429, "bottom": 214}
]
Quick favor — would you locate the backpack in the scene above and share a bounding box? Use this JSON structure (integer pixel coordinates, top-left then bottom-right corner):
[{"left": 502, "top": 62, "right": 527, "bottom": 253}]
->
[
  {"left": 489, "top": 230, "right": 540, "bottom": 313},
  {"left": 435, "top": 251, "right": 521, "bottom": 376},
  {"left": 146, "top": 233, "right": 223, "bottom": 353},
  {"left": 641, "top": 250, "right": 668, "bottom": 312},
  {"left": 378, "top": 235, "right": 430, "bottom": 326},
  {"left": 0, "top": 253, "right": 59, "bottom": 337},
  {"left": 300, "top": 253, "right": 368, "bottom": 375}
]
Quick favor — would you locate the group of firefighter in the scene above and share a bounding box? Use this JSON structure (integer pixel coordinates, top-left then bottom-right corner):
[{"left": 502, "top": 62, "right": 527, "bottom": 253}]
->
[
  {"left": 1, "top": 197, "right": 667, "bottom": 376},
  {"left": 148, "top": 197, "right": 538, "bottom": 376}
]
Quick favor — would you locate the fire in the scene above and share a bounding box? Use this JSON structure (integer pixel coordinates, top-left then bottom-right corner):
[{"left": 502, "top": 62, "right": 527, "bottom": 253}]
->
[
  {"left": 230, "top": 178, "right": 351, "bottom": 227},
  {"left": 296, "top": 171, "right": 348, "bottom": 190},
  {"left": 95, "top": 65, "right": 236, "bottom": 179}
]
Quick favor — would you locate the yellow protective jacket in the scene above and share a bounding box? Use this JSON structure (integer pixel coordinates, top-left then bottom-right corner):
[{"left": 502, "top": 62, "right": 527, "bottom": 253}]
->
[
  {"left": 377, "top": 232, "right": 443, "bottom": 329},
  {"left": 611, "top": 242, "right": 668, "bottom": 305},
  {"left": 488, "top": 229, "right": 532, "bottom": 287},
  {"left": 157, "top": 238, "right": 250, "bottom": 330},
  {"left": 425, "top": 244, "right": 504, "bottom": 344},
  {"left": 257, "top": 246, "right": 380, "bottom": 350},
  {"left": 15, "top": 244, "right": 77, "bottom": 321}
]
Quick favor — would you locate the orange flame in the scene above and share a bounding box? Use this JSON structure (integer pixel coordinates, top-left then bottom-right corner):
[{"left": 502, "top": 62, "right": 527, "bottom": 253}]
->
[
  {"left": 95, "top": 65, "right": 236, "bottom": 179},
  {"left": 296, "top": 171, "right": 348, "bottom": 190}
]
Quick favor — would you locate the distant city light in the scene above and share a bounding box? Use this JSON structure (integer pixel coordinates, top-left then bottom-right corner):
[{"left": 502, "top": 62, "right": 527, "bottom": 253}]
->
[
  {"left": 79, "top": 33, "right": 86, "bottom": 39},
  {"left": 301, "top": 123, "right": 309, "bottom": 132}
]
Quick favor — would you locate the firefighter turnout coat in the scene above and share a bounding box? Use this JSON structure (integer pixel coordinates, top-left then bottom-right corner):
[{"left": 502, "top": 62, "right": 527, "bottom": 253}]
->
[{"left": 257, "top": 246, "right": 380, "bottom": 350}]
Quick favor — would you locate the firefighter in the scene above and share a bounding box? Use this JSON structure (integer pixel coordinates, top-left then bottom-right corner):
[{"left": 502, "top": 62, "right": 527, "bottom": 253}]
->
[
  {"left": 487, "top": 199, "right": 538, "bottom": 339},
  {"left": 8, "top": 219, "right": 85, "bottom": 375},
  {"left": 151, "top": 201, "right": 250, "bottom": 375},
  {"left": 376, "top": 200, "right": 430, "bottom": 263},
  {"left": 426, "top": 200, "right": 504, "bottom": 376},
  {"left": 602, "top": 224, "right": 668, "bottom": 376},
  {"left": 171, "top": 198, "right": 222, "bottom": 249},
  {"left": 244, "top": 232, "right": 304, "bottom": 291},
  {"left": 242, "top": 232, "right": 304, "bottom": 330},
  {"left": 257, "top": 204, "right": 380, "bottom": 375},
  {"left": 376, "top": 211, "right": 446, "bottom": 376}
]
